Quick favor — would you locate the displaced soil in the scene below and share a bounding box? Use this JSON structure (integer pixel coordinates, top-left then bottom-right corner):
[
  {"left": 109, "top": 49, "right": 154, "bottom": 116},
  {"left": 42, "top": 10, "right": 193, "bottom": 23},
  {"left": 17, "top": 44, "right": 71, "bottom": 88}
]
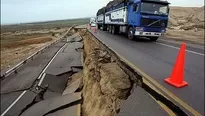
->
[
  {"left": 82, "top": 36, "right": 129, "bottom": 116},
  {"left": 75, "top": 29, "right": 182, "bottom": 116},
  {"left": 167, "top": 6, "right": 204, "bottom": 44},
  {"left": 1, "top": 36, "right": 52, "bottom": 49},
  {"left": 79, "top": 29, "right": 141, "bottom": 116},
  {"left": 61, "top": 30, "right": 134, "bottom": 115}
]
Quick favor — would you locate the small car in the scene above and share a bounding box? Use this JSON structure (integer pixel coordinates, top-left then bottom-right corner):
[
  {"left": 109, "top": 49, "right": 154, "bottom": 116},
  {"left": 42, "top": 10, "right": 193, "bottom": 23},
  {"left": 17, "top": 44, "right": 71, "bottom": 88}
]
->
[{"left": 90, "top": 23, "right": 96, "bottom": 27}]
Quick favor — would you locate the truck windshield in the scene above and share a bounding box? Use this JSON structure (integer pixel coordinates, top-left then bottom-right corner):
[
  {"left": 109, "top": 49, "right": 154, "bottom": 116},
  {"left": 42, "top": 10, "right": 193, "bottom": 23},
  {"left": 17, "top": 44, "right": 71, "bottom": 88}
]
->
[{"left": 141, "top": 2, "right": 168, "bottom": 15}]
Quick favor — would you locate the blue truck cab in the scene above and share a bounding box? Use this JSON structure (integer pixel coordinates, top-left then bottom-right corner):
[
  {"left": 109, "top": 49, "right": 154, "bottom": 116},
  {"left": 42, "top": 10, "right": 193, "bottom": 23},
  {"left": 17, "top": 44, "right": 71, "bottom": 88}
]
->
[
  {"left": 96, "top": 0, "right": 170, "bottom": 41},
  {"left": 127, "top": 0, "right": 170, "bottom": 40}
]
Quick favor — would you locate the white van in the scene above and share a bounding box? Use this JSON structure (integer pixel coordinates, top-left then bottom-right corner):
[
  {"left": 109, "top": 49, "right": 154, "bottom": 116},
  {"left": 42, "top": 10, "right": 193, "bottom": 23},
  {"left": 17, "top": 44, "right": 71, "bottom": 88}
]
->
[{"left": 90, "top": 18, "right": 96, "bottom": 27}]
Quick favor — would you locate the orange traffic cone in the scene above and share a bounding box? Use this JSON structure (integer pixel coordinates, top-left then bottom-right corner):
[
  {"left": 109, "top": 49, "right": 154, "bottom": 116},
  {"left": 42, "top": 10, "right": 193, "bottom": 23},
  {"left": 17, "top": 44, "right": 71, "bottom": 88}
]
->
[{"left": 164, "top": 43, "right": 188, "bottom": 88}]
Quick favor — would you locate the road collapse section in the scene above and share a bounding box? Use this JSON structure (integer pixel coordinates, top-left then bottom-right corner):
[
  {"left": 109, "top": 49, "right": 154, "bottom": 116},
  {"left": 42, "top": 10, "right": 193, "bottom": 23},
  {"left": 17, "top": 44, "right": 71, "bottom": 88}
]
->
[
  {"left": 72, "top": 27, "right": 188, "bottom": 116},
  {"left": 18, "top": 31, "right": 84, "bottom": 116},
  {"left": 1, "top": 27, "right": 83, "bottom": 116},
  {"left": 5, "top": 27, "right": 188, "bottom": 116}
]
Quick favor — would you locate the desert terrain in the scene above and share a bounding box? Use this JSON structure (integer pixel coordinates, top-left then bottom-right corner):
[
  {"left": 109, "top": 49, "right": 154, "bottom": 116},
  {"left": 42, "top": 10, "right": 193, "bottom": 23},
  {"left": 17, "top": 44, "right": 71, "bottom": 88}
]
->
[
  {"left": 1, "top": 27, "right": 66, "bottom": 70},
  {"left": 167, "top": 6, "right": 204, "bottom": 44},
  {"left": 0, "top": 18, "right": 90, "bottom": 71}
]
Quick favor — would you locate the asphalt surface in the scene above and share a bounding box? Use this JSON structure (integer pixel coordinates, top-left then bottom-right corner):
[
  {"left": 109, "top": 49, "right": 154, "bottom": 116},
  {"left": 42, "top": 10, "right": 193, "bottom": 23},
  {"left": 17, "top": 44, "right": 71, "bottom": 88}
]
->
[
  {"left": 118, "top": 87, "right": 169, "bottom": 116},
  {"left": 89, "top": 28, "right": 204, "bottom": 115},
  {"left": 1, "top": 41, "right": 65, "bottom": 115},
  {"left": 1, "top": 34, "right": 83, "bottom": 116},
  {"left": 20, "top": 93, "right": 81, "bottom": 116},
  {"left": 1, "top": 42, "right": 65, "bottom": 94}
]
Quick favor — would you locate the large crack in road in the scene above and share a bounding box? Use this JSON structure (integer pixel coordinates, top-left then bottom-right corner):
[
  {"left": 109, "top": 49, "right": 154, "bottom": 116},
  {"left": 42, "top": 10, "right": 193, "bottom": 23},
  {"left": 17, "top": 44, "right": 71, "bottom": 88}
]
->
[
  {"left": 1, "top": 30, "right": 84, "bottom": 116},
  {"left": 1, "top": 26, "right": 192, "bottom": 116},
  {"left": 79, "top": 27, "right": 188, "bottom": 116}
]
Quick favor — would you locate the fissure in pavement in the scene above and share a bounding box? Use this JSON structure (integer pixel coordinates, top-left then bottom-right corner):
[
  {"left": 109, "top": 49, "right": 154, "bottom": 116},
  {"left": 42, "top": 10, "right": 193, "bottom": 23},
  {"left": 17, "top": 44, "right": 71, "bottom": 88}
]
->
[{"left": 78, "top": 28, "right": 188, "bottom": 116}]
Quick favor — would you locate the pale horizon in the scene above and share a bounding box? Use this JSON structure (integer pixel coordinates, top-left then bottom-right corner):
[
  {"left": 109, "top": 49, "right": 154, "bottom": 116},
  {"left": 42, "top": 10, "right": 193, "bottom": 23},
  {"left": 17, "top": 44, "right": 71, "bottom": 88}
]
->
[{"left": 1, "top": 0, "right": 204, "bottom": 25}]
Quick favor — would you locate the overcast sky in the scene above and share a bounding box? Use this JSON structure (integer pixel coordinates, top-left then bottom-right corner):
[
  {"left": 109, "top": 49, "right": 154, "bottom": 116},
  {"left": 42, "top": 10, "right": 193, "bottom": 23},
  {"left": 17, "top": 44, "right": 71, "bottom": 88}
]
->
[{"left": 1, "top": 0, "right": 204, "bottom": 24}]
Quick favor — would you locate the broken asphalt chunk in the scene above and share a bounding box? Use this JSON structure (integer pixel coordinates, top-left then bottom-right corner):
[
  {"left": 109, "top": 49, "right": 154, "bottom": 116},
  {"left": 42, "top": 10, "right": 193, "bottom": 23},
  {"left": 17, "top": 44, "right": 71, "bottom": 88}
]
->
[{"left": 20, "top": 93, "right": 81, "bottom": 116}]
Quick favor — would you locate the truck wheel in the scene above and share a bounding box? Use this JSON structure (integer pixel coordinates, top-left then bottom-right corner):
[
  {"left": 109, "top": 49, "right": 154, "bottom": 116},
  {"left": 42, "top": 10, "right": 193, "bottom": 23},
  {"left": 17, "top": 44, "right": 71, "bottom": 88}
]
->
[
  {"left": 128, "top": 27, "right": 134, "bottom": 40},
  {"left": 111, "top": 26, "right": 116, "bottom": 34},
  {"left": 97, "top": 25, "right": 100, "bottom": 29},
  {"left": 103, "top": 25, "right": 107, "bottom": 31},
  {"left": 115, "top": 26, "right": 119, "bottom": 34},
  {"left": 109, "top": 25, "right": 112, "bottom": 34},
  {"left": 107, "top": 26, "right": 109, "bottom": 32},
  {"left": 149, "top": 37, "right": 158, "bottom": 41}
]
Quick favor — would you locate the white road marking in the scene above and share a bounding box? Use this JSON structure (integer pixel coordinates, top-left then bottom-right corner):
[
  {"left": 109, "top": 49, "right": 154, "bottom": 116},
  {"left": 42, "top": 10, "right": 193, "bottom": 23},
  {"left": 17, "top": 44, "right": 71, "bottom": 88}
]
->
[
  {"left": 1, "top": 91, "right": 27, "bottom": 116},
  {"left": 37, "top": 73, "right": 46, "bottom": 87},
  {"left": 1, "top": 43, "right": 67, "bottom": 116},
  {"left": 155, "top": 42, "right": 204, "bottom": 56},
  {"left": 37, "top": 43, "right": 67, "bottom": 86}
]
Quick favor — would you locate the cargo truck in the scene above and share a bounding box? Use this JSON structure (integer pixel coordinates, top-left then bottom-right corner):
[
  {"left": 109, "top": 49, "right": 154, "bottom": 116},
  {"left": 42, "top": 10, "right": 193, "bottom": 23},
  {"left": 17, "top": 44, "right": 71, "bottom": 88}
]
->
[{"left": 96, "top": 0, "right": 170, "bottom": 41}]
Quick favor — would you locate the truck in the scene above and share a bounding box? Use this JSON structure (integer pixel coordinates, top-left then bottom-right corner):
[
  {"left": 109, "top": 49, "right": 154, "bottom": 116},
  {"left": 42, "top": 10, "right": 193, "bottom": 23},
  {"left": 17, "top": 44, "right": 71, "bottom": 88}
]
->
[
  {"left": 90, "top": 17, "right": 97, "bottom": 27},
  {"left": 96, "top": 0, "right": 170, "bottom": 41}
]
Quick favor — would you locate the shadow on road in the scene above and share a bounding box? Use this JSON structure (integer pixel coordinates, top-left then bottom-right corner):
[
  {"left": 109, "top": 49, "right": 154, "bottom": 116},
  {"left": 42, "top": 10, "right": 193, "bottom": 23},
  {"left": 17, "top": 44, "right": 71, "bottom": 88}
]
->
[
  {"left": 118, "top": 33, "right": 154, "bottom": 43},
  {"left": 133, "top": 37, "right": 153, "bottom": 43}
]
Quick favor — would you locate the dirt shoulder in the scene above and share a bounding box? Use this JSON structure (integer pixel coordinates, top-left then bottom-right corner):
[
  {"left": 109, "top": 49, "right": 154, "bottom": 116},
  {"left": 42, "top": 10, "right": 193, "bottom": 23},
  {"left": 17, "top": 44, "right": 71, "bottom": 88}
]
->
[
  {"left": 0, "top": 27, "right": 67, "bottom": 71},
  {"left": 165, "top": 29, "right": 204, "bottom": 45}
]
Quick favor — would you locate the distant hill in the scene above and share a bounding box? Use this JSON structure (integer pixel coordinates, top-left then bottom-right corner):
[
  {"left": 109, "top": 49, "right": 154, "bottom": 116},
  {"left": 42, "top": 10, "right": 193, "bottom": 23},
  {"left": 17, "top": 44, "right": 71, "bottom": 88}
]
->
[
  {"left": 25, "top": 17, "right": 91, "bottom": 25},
  {"left": 1, "top": 17, "right": 90, "bottom": 32},
  {"left": 168, "top": 6, "right": 204, "bottom": 30}
]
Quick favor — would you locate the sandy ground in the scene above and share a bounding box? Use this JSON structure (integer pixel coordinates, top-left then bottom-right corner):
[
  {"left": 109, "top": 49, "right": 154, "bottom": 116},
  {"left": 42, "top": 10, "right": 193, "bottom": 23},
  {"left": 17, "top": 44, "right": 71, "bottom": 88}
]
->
[
  {"left": 167, "top": 6, "right": 204, "bottom": 44},
  {"left": 0, "top": 28, "right": 67, "bottom": 71},
  {"left": 81, "top": 29, "right": 133, "bottom": 116},
  {"left": 1, "top": 37, "right": 57, "bottom": 70},
  {"left": 165, "top": 29, "right": 204, "bottom": 44}
]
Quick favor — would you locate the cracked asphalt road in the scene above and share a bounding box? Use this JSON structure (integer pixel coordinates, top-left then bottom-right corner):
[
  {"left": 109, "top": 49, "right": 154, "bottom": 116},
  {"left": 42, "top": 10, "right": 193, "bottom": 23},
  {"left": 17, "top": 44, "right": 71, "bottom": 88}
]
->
[
  {"left": 1, "top": 41, "right": 65, "bottom": 115},
  {"left": 1, "top": 34, "right": 83, "bottom": 116}
]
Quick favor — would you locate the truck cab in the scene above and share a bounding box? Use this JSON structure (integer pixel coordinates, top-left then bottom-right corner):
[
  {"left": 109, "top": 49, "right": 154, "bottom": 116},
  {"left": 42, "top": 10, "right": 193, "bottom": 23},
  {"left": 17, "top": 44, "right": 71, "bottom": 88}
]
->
[{"left": 127, "top": 0, "right": 170, "bottom": 40}]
